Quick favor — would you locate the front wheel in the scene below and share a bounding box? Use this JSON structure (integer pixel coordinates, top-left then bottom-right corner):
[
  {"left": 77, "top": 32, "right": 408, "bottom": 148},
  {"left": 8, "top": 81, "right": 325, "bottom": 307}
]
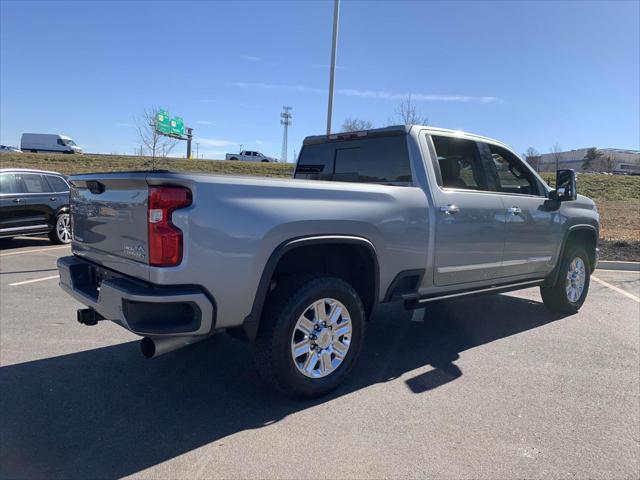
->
[
  {"left": 49, "top": 213, "right": 72, "bottom": 244},
  {"left": 541, "top": 245, "right": 590, "bottom": 314},
  {"left": 254, "top": 276, "right": 365, "bottom": 399}
]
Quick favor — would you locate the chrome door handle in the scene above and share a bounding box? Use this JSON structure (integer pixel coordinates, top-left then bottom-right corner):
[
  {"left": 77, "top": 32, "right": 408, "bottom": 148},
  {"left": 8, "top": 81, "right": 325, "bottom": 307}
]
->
[
  {"left": 50, "top": 197, "right": 57, "bottom": 201},
  {"left": 13, "top": 198, "right": 21, "bottom": 203},
  {"left": 440, "top": 204, "right": 460, "bottom": 215},
  {"left": 507, "top": 206, "right": 522, "bottom": 215}
]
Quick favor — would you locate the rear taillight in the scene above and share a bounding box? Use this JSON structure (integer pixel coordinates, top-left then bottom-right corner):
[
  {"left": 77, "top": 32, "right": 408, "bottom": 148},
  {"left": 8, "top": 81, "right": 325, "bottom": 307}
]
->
[{"left": 148, "top": 186, "right": 192, "bottom": 267}]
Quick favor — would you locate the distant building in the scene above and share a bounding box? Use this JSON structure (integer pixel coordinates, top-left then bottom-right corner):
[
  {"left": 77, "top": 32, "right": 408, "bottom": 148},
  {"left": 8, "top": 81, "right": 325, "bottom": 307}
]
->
[{"left": 528, "top": 148, "right": 640, "bottom": 174}]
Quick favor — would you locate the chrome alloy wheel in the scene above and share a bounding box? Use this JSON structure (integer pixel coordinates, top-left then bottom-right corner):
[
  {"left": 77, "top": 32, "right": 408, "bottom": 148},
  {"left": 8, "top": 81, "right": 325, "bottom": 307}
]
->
[
  {"left": 565, "top": 257, "right": 586, "bottom": 303},
  {"left": 291, "top": 298, "right": 352, "bottom": 379},
  {"left": 56, "top": 214, "right": 72, "bottom": 243}
]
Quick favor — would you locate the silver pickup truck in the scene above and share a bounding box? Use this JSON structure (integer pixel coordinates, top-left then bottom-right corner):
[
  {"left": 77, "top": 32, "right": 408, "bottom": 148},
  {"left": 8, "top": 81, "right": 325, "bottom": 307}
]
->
[{"left": 57, "top": 125, "right": 599, "bottom": 398}]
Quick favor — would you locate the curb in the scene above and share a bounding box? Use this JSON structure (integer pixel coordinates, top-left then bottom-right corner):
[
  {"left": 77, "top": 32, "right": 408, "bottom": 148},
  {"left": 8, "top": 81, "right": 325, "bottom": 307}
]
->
[{"left": 597, "top": 261, "right": 640, "bottom": 272}]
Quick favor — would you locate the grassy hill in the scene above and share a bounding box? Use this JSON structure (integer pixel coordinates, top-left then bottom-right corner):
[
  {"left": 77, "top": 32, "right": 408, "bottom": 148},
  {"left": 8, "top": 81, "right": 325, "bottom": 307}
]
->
[
  {"left": 2, "top": 152, "right": 638, "bottom": 260},
  {"left": 0, "top": 152, "right": 293, "bottom": 177}
]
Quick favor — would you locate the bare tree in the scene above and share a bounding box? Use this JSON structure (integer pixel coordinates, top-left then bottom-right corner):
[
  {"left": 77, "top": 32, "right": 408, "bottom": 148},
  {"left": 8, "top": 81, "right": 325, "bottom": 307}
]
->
[
  {"left": 525, "top": 147, "right": 541, "bottom": 172},
  {"left": 550, "top": 142, "right": 563, "bottom": 172},
  {"left": 136, "top": 107, "right": 178, "bottom": 167},
  {"left": 393, "top": 95, "right": 429, "bottom": 125},
  {"left": 341, "top": 117, "right": 373, "bottom": 132}
]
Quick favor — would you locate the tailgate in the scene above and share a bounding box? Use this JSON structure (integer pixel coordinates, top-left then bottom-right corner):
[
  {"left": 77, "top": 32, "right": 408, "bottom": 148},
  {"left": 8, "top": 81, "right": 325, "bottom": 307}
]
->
[{"left": 69, "top": 172, "right": 151, "bottom": 281}]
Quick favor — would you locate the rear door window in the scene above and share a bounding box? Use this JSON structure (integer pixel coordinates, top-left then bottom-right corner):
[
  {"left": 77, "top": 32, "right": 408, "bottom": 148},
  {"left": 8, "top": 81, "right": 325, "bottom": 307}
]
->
[
  {"left": 430, "top": 135, "right": 488, "bottom": 191},
  {"left": 0, "top": 173, "right": 19, "bottom": 194},
  {"left": 19, "top": 174, "right": 49, "bottom": 193},
  {"left": 295, "top": 135, "right": 412, "bottom": 185}
]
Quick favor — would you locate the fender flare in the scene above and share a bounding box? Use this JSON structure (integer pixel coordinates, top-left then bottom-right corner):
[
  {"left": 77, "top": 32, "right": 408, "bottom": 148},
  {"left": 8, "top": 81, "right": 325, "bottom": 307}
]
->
[
  {"left": 547, "top": 224, "right": 598, "bottom": 285},
  {"left": 241, "top": 235, "right": 380, "bottom": 342}
]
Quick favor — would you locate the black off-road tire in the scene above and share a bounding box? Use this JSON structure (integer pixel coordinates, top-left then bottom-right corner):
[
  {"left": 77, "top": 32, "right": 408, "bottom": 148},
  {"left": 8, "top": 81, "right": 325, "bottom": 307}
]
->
[
  {"left": 253, "top": 275, "right": 365, "bottom": 399},
  {"left": 541, "top": 245, "right": 591, "bottom": 314}
]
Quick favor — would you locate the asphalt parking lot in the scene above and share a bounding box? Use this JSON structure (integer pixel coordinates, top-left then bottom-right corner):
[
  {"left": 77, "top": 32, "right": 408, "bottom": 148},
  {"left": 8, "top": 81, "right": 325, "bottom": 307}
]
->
[{"left": 1, "top": 237, "right": 638, "bottom": 480}]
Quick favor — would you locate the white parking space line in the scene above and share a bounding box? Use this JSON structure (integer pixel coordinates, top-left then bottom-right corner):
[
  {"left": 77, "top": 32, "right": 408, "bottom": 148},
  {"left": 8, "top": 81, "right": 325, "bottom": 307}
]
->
[
  {"left": 591, "top": 275, "right": 640, "bottom": 303},
  {"left": 8, "top": 275, "right": 60, "bottom": 287},
  {"left": 0, "top": 245, "right": 70, "bottom": 257}
]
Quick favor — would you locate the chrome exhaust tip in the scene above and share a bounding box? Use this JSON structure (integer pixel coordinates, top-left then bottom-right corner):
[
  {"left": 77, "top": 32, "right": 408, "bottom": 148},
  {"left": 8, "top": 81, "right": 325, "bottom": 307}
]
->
[{"left": 140, "top": 335, "right": 205, "bottom": 358}]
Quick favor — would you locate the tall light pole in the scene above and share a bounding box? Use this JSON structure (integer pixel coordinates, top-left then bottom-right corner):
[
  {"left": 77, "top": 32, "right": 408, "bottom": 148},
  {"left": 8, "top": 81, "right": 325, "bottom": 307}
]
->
[
  {"left": 280, "top": 106, "right": 292, "bottom": 162},
  {"left": 326, "top": 0, "right": 340, "bottom": 135}
]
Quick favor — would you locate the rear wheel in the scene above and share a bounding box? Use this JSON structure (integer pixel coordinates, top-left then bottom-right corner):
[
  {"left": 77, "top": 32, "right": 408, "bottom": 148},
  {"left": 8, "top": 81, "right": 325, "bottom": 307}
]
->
[
  {"left": 254, "top": 275, "right": 365, "bottom": 399},
  {"left": 229, "top": 157, "right": 238, "bottom": 161},
  {"left": 49, "top": 213, "right": 72, "bottom": 244},
  {"left": 541, "top": 245, "right": 590, "bottom": 314}
]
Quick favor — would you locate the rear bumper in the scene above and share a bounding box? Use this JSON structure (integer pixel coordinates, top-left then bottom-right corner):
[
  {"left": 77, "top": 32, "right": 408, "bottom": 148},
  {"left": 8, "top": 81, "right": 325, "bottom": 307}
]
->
[{"left": 57, "top": 255, "right": 215, "bottom": 337}]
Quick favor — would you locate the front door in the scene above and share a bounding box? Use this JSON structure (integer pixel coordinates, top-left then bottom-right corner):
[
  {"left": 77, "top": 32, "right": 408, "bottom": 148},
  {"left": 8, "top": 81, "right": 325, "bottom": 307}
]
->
[
  {"left": 429, "top": 135, "right": 506, "bottom": 286},
  {"left": 479, "top": 143, "right": 561, "bottom": 277}
]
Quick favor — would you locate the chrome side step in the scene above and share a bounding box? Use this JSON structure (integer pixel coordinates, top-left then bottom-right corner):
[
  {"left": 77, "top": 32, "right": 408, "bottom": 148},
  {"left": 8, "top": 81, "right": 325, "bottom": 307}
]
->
[{"left": 403, "top": 280, "right": 544, "bottom": 308}]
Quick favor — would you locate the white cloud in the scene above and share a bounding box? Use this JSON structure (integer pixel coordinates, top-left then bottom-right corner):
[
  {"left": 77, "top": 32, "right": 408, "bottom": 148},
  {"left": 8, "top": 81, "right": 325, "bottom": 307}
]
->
[
  {"left": 196, "top": 120, "right": 213, "bottom": 125},
  {"left": 201, "top": 99, "right": 248, "bottom": 107},
  {"left": 228, "top": 82, "right": 503, "bottom": 104},
  {"left": 194, "top": 137, "right": 236, "bottom": 148},
  {"left": 338, "top": 89, "right": 503, "bottom": 104},
  {"left": 312, "top": 63, "right": 348, "bottom": 71},
  {"left": 240, "top": 55, "right": 276, "bottom": 66},
  {"left": 228, "top": 82, "right": 325, "bottom": 95}
]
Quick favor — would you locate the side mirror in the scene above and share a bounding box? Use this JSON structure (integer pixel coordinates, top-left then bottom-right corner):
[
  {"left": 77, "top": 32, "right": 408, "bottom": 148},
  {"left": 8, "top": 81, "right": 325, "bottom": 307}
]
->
[{"left": 550, "top": 169, "right": 577, "bottom": 202}]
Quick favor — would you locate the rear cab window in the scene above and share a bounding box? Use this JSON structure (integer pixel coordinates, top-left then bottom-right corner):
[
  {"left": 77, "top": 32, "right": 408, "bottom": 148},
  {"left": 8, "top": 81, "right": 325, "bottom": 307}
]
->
[{"left": 294, "top": 133, "right": 412, "bottom": 186}]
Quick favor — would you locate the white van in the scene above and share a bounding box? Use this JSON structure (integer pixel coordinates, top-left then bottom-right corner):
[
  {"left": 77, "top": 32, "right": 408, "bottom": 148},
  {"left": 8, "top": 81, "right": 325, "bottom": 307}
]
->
[{"left": 20, "top": 133, "right": 83, "bottom": 154}]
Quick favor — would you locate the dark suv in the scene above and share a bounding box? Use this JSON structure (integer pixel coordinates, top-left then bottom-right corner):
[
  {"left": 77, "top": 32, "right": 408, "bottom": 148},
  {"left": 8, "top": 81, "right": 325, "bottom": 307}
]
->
[{"left": 0, "top": 168, "right": 71, "bottom": 244}]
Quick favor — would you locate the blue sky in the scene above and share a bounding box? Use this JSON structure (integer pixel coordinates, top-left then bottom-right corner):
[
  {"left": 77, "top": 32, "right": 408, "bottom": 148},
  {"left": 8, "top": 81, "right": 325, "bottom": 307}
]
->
[{"left": 1, "top": 0, "right": 638, "bottom": 160}]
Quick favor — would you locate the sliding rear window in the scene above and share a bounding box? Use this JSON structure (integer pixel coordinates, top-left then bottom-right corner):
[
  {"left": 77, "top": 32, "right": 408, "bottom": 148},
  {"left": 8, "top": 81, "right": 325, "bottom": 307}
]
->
[{"left": 295, "top": 135, "right": 412, "bottom": 186}]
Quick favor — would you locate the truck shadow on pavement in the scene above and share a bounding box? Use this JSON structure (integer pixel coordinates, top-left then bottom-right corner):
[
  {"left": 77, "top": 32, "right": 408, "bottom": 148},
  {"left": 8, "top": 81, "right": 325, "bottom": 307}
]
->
[{"left": 0, "top": 293, "right": 565, "bottom": 479}]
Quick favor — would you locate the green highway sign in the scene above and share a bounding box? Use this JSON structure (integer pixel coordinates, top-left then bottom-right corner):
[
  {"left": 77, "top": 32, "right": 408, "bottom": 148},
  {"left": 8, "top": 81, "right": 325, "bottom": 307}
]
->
[
  {"left": 170, "top": 116, "right": 185, "bottom": 136},
  {"left": 156, "top": 109, "right": 171, "bottom": 135}
]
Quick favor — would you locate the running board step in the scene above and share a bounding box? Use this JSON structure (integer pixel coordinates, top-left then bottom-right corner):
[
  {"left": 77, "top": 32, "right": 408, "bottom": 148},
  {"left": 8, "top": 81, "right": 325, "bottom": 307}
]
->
[{"left": 403, "top": 280, "right": 544, "bottom": 309}]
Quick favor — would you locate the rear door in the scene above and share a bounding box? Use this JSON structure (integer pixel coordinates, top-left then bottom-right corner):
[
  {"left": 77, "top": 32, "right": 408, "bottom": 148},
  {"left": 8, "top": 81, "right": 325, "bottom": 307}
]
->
[
  {"left": 44, "top": 174, "right": 70, "bottom": 213},
  {"left": 427, "top": 134, "right": 506, "bottom": 286},
  {"left": 0, "top": 173, "right": 28, "bottom": 233},
  {"left": 15, "top": 173, "right": 54, "bottom": 228},
  {"left": 479, "top": 142, "right": 560, "bottom": 277}
]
